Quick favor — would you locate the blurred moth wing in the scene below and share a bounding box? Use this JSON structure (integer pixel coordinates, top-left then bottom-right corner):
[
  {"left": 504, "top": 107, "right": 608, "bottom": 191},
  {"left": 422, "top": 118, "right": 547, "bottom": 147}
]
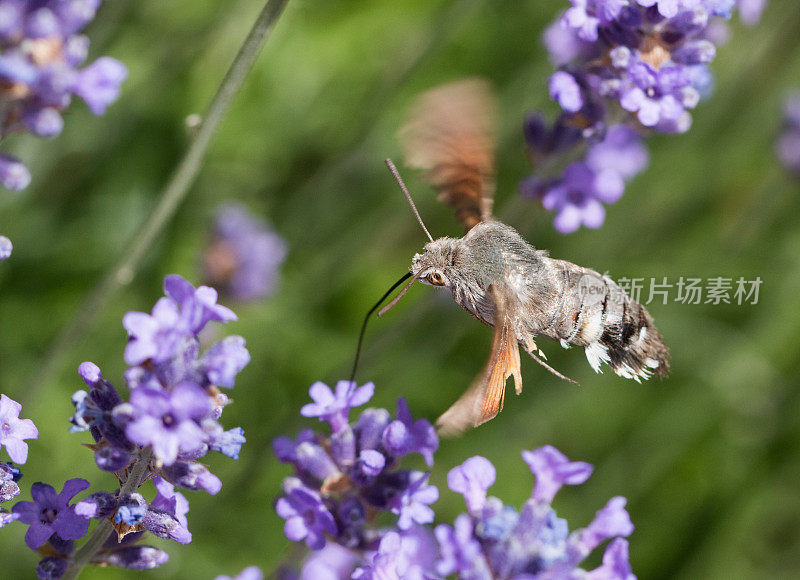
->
[
  {"left": 400, "top": 77, "right": 497, "bottom": 231},
  {"left": 436, "top": 285, "right": 522, "bottom": 437}
]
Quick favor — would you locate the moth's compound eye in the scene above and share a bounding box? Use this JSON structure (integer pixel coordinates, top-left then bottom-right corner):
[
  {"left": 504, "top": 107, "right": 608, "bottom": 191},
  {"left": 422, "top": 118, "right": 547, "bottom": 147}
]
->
[{"left": 427, "top": 272, "right": 445, "bottom": 286}]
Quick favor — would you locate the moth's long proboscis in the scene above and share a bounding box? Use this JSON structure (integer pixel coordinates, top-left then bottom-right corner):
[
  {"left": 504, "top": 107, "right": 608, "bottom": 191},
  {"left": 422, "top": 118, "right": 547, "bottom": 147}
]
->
[
  {"left": 349, "top": 272, "right": 413, "bottom": 385},
  {"left": 376, "top": 272, "right": 420, "bottom": 317}
]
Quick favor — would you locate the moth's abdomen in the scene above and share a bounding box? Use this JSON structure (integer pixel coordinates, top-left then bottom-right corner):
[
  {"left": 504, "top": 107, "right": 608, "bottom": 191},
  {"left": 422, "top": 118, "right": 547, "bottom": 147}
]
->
[{"left": 544, "top": 261, "right": 670, "bottom": 382}]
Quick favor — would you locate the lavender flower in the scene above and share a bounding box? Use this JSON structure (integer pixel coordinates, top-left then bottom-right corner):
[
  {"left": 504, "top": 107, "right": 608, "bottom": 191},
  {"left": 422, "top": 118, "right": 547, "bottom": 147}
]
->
[
  {"left": 0, "top": 394, "right": 39, "bottom": 464},
  {"left": 275, "top": 382, "right": 438, "bottom": 551},
  {"left": 300, "top": 380, "right": 375, "bottom": 433},
  {"left": 526, "top": 0, "right": 763, "bottom": 232},
  {"left": 203, "top": 203, "right": 288, "bottom": 302},
  {"left": 12, "top": 478, "right": 90, "bottom": 550},
  {"left": 776, "top": 91, "right": 800, "bottom": 176},
  {"left": 0, "top": 0, "right": 127, "bottom": 191}
]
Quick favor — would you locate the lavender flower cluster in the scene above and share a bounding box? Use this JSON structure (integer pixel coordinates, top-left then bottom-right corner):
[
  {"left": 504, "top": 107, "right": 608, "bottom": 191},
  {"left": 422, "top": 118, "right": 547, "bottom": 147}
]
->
[
  {"left": 203, "top": 203, "right": 288, "bottom": 303},
  {"left": 275, "top": 384, "right": 635, "bottom": 579},
  {"left": 1, "top": 275, "right": 250, "bottom": 578},
  {"left": 523, "top": 0, "right": 766, "bottom": 233},
  {"left": 273, "top": 381, "right": 439, "bottom": 552},
  {"left": 0, "top": 0, "right": 127, "bottom": 190},
  {"left": 0, "top": 0, "right": 127, "bottom": 259}
]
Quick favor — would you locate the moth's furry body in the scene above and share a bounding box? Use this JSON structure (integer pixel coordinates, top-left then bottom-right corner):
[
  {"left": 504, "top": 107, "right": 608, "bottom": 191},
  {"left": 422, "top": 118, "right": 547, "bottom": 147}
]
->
[{"left": 412, "top": 220, "right": 669, "bottom": 383}]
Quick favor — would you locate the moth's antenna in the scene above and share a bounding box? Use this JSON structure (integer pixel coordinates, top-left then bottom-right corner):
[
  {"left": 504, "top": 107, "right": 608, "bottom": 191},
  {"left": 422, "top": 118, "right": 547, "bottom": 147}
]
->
[
  {"left": 385, "top": 158, "right": 434, "bottom": 243},
  {"left": 349, "top": 272, "right": 413, "bottom": 384}
]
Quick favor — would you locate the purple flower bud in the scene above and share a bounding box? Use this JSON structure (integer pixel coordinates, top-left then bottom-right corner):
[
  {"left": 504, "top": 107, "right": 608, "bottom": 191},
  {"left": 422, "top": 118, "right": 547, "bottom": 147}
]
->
[
  {"left": 75, "top": 491, "right": 117, "bottom": 519},
  {"left": 95, "top": 545, "right": 169, "bottom": 570},
  {"left": 36, "top": 557, "right": 69, "bottom": 580},
  {"left": 357, "top": 449, "right": 385, "bottom": 478},
  {"left": 447, "top": 456, "right": 496, "bottom": 515},
  {"left": 0, "top": 154, "right": 32, "bottom": 191},
  {"left": 215, "top": 566, "right": 264, "bottom": 580},
  {"left": 354, "top": 408, "right": 390, "bottom": 451},
  {"left": 296, "top": 442, "right": 340, "bottom": 481},
  {"left": 329, "top": 425, "right": 356, "bottom": 467},
  {"left": 22, "top": 106, "right": 64, "bottom": 137},
  {"left": 161, "top": 461, "right": 222, "bottom": 495}
]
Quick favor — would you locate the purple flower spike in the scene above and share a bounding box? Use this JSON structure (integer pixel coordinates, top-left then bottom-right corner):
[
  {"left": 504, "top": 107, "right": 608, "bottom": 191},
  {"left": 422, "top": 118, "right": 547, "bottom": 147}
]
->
[
  {"left": 12, "top": 478, "right": 91, "bottom": 550},
  {"left": 117, "top": 382, "right": 211, "bottom": 465},
  {"left": 587, "top": 537, "right": 636, "bottom": 580},
  {"left": 0, "top": 394, "right": 39, "bottom": 464},
  {"left": 523, "top": 445, "right": 594, "bottom": 504},
  {"left": 73, "top": 56, "right": 127, "bottom": 115},
  {"left": 447, "top": 456, "right": 496, "bottom": 516},
  {"left": 301, "top": 380, "right": 374, "bottom": 433},
  {"left": 276, "top": 486, "right": 337, "bottom": 550},
  {"left": 0, "top": 235, "right": 12, "bottom": 260}
]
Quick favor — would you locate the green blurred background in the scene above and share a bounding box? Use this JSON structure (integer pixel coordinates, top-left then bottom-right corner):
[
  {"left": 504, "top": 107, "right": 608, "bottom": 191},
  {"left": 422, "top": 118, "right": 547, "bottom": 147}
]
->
[{"left": 1, "top": 0, "right": 799, "bottom": 577}]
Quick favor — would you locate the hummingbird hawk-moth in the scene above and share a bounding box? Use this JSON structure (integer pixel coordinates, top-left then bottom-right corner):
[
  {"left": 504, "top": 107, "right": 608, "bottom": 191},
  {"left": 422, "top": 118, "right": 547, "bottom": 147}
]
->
[{"left": 376, "top": 79, "right": 669, "bottom": 436}]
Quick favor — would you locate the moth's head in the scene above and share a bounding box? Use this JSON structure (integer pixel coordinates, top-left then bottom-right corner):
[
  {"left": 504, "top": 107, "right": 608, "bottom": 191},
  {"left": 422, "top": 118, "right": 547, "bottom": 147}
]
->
[{"left": 411, "top": 237, "right": 459, "bottom": 288}]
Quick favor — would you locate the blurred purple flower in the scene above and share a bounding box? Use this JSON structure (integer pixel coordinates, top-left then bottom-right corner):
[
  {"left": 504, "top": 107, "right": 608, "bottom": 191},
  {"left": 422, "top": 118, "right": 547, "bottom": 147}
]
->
[
  {"left": 203, "top": 203, "right": 288, "bottom": 302},
  {"left": 0, "top": 1, "right": 127, "bottom": 191}
]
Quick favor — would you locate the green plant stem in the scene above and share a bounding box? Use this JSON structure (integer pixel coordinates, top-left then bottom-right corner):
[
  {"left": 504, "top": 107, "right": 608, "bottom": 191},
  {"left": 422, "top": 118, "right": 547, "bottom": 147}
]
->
[
  {"left": 62, "top": 447, "right": 154, "bottom": 580},
  {"left": 27, "top": 0, "right": 290, "bottom": 404}
]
